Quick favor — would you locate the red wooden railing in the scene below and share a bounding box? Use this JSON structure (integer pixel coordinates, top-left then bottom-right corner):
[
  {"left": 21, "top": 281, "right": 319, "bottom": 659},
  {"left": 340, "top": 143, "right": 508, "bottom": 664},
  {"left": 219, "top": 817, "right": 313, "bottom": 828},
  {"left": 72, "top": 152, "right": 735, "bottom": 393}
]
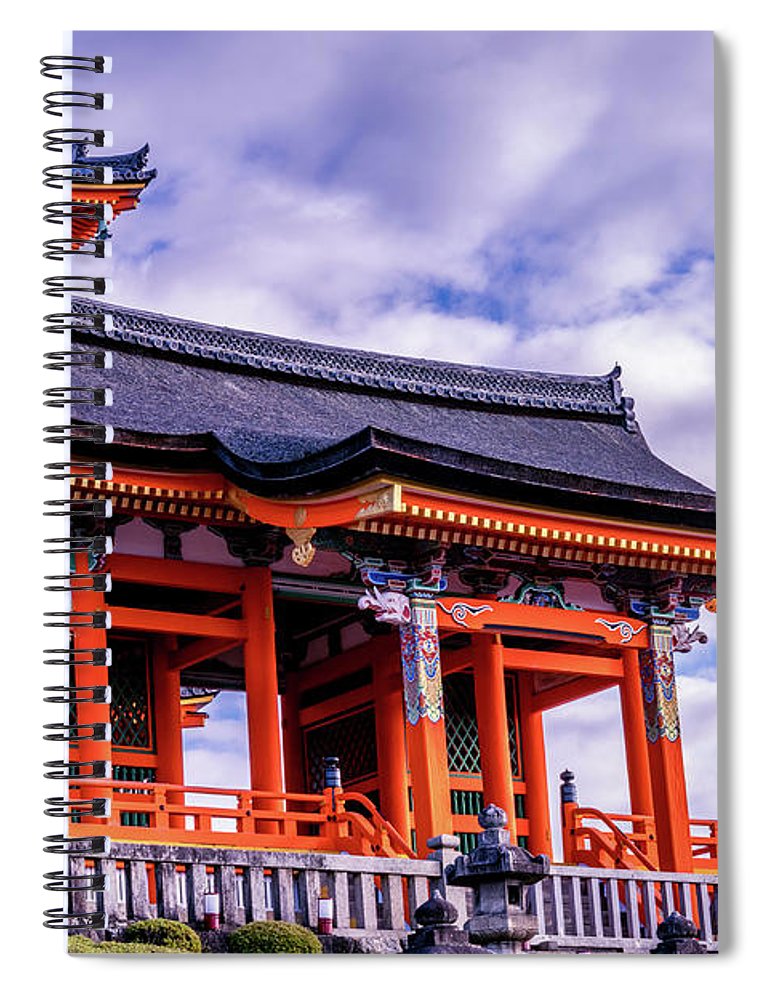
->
[
  {"left": 562, "top": 803, "right": 718, "bottom": 872},
  {"left": 689, "top": 817, "right": 718, "bottom": 872},
  {"left": 562, "top": 803, "right": 659, "bottom": 870},
  {"left": 69, "top": 779, "right": 415, "bottom": 859}
]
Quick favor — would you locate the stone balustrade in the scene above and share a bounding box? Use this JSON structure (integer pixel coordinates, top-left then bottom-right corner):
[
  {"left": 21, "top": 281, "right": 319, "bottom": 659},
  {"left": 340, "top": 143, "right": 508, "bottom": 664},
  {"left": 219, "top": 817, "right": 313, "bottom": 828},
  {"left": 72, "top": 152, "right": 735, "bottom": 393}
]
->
[{"left": 73, "top": 842, "right": 718, "bottom": 953}]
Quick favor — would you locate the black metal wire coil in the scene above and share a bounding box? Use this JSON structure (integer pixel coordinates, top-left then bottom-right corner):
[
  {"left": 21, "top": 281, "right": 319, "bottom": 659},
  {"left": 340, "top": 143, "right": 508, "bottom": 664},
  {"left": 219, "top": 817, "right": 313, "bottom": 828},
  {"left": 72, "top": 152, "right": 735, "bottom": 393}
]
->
[
  {"left": 44, "top": 310, "right": 112, "bottom": 335},
  {"left": 43, "top": 610, "right": 112, "bottom": 629},
  {"left": 43, "top": 53, "right": 115, "bottom": 931},
  {"left": 44, "top": 536, "right": 112, "bottom": 556},
  {"left": 43, "top": 385, "right": 112, "bottom": 406},
  {"left": 43, "top": 498, "right": 112, "bottom": 517},
  {"left": 43, "top": 686, "right": 112, "bottom": 705},
  {"left": 44, "top": 460, "right": 113, "bottom": 480},
  {"left": 44, "top": 797, "right": 110, "bottom": 819},
  {"left": 43, "top": 722, "right": 111, "bottom": 743},
  {"left": 44, "top": 91, "right": 112, "bottom": 116},
  {"left": 43, "top": 238, "right": 110, "bottom": 260},
  {"left": 43, "top": 163, "right": 113, "bottom": 188},
  {"left": 43, "top": 276, "right": 112, "bottom": 297},
  {"left": 43, "top": 127, "right": 110, "bottom": 152},
  {"left": 44, "top": 760, "right": 111, "bottom": 780},
  {"left": 43, "top": 834, "right": 110, "bottom": 856},
  {"left": 44, "top": 869, "right": 107, "bottom": 892},
  {"left": 40, "top": 55, "right": 111, "bottom": 79},
  {"left": 43, "top": 350, "right": 113, "bottom": 370},
  {"left": 43, "top": 202, "right": 113, "bottom": 225},
  {"left": 44, "top": 572, "right": 112, "bottom": 593},
  {"left": 43, "top": 648, "right": 112, "bottom": 667},
  {"left": 43, "top": 423, "right": 114, "bottom": 444},
  {"left": 43, "top": 909, "right": 105, "bottom": 931}
]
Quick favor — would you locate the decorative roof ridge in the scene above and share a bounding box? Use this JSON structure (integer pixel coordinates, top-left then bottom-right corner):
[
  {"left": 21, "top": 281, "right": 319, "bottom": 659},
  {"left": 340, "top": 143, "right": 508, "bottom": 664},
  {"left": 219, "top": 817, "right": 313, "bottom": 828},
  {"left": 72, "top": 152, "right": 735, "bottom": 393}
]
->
[
  {"left": 71, "top": 142, "right": 157, "bottom": 184},
  {"left": 71, "top": 297, "right": 638, "bottom": 430}
]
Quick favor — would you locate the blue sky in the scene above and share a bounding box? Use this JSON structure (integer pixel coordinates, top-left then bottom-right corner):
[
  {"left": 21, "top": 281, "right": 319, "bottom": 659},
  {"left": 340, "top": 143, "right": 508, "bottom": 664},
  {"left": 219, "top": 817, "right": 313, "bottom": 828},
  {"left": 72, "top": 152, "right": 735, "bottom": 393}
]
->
[{"left": 76, "top": 30, "right": 717, "bottom": 840}]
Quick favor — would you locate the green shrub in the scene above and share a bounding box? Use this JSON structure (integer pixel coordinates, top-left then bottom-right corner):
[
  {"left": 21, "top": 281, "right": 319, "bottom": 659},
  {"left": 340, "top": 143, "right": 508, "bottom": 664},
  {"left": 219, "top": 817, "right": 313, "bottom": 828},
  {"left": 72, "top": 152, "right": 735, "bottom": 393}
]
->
[
  {"left": 68, "top": 935, "right": 99, "bottom": 953},
  {"left": 227, "top": 920, "right": 322, "bottom": 954},
  {"left": 68, "top": 935, "right": 179, "bottom": 954},
  {"left": 123, "top": 918, "right": 202, "bottom": 953}
]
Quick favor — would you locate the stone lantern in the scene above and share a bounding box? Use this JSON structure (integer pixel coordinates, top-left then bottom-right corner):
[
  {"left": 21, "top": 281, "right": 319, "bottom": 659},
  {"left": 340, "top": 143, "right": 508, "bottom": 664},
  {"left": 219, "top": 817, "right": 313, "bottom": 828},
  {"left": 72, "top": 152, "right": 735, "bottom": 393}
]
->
[
  {"left": 446, "top": 803, "right": 550, "bottom": 954},
  {"left": 651, "top": 912, "right": 707, "bottom": 954},
  {"left": 406, "top": 891, "right": 489, "bottom": 954}
]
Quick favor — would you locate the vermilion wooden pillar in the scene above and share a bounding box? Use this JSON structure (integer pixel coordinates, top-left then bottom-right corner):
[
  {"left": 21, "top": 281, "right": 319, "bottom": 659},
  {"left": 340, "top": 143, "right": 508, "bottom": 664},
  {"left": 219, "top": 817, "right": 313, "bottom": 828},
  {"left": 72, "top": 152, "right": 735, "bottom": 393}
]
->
[
  {"left": 400, "top": 594, "right": 453, "bottom": 855},
  {"left": 280, "top": 672, "right": 305, "bottom": 793},
  {"left": 473, "top": 634, "right": 517, "bottom": 837},
  {"left": 640, "top": 618, "right": 693, "bottom": 873},
  {"left": 153, "top": 640, "right": 184, "bottom": 784},
  {"left": 153, "top": 640, "right": 185, "bottom": 828},
  {"left": 518, "top": 674, "right": 552, "bottom": 858},
  {"left": 619, "top": 648, "right": 655, "bottom": 818},
  {"left": 373, "top": 645, "right": 411, "bottom": 842},
  {"left": 242, "top": 566, "right": 283, "bottom": 803},
  {"left": 71, "top": 553, "right": 112, "bottom": 778}
]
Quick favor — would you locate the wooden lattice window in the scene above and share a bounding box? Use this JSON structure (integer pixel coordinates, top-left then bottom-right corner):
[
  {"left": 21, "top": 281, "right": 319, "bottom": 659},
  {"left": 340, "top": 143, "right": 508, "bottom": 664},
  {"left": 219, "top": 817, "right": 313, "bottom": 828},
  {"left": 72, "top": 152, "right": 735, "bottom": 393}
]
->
[
  {"left": 505, "top": 674, "right": 522, "bottom": 778},
  {"left": 445, "top": 671, "right": 522, "bottom": 777},
  {"left": 304, "top": 708, "right": 378, "bottom": 792},
  {"left": 444, "top": 672, "right": 481, "bottom": 773},
  {"left": 110, "top": 639, "right": 152, "bottom": 749}
]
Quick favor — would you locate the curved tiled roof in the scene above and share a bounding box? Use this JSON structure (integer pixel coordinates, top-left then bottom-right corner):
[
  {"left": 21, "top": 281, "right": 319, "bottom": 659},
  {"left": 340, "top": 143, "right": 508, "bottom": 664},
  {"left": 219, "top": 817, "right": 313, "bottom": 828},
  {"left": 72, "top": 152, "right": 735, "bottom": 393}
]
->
[
  {"left": 72, "top": 298, "right": 637, "bottom": 429},
  {"left": 70, "top": 298, "right": 714, "bottom": 526}
]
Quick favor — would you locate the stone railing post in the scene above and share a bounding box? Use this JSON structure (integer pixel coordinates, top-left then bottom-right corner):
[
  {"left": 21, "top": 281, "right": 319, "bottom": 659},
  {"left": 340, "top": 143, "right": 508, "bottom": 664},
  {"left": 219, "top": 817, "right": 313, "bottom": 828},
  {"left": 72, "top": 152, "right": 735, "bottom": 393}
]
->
[{"left": 426, "top": 834, "right": 469, "bottom": 927}]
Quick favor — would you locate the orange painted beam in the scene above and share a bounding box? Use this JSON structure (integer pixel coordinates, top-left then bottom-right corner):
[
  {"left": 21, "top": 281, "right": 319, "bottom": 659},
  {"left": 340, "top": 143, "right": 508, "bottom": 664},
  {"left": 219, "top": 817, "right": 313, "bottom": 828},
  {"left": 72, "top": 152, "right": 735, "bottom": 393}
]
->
[
  {"left": 228, "top": 481, "right": 401, "bottom": 530},
  {"left": 436, "top": 597, "right": 649, "bottom": 648},
  {"left": 440, "top": 642, "right": 622, "bottom": 679},
  {"left": 81, "top": 462, "right": 716, "bottom": 570},
  {"left": 109, "top": 553, "right": 245, "bottom": 594},
  {"left": 531, "top": 675, "right": 619, "bottom": 713},
  {"left": 109, "top": 606, "right": 248, "bottom": 640},
  {"left": 503, "top": 648, "right": 623, "bottom": 676}
]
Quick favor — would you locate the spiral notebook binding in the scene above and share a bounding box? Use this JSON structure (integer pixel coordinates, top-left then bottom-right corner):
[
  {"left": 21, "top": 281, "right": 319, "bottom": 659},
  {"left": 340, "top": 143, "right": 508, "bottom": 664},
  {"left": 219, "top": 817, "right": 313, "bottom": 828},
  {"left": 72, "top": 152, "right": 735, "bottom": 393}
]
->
[{"left": 43, "top": 53, "right": 114, "bottom": 931}]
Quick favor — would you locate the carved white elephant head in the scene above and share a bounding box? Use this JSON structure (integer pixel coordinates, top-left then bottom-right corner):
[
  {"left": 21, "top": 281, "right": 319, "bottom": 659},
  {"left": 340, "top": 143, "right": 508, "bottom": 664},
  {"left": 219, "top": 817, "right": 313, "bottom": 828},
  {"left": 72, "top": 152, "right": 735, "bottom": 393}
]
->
[{"left": 357, "top": 586, "right": 411, "bottom": 626}]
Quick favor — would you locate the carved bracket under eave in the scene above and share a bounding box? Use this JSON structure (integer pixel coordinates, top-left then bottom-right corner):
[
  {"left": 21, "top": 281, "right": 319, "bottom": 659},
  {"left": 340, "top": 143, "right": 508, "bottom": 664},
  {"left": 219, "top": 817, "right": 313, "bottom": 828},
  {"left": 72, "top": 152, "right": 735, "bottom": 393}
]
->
[{"left": 226, "top": 480, "right": 401, "bottom": 530}]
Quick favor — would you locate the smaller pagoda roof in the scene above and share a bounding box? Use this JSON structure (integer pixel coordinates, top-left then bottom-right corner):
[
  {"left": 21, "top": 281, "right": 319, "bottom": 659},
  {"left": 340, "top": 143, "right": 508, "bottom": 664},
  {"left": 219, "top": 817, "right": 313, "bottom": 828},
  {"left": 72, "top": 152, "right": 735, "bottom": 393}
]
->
[{"left": 71, "top": 142, "right": 158, "bottom": 184}]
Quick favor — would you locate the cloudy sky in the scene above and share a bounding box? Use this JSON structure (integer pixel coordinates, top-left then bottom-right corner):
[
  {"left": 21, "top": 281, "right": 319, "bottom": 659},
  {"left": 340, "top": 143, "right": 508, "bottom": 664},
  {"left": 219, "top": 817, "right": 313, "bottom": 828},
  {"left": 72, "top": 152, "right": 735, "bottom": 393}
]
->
[{"left": 76, "top": 30, "right": 717, "bottom": 846}]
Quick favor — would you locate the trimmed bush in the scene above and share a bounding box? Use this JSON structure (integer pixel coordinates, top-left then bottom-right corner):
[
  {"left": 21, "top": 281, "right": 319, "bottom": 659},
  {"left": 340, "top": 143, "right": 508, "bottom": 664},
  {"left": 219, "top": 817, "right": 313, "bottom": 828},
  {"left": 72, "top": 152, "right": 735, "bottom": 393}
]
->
[
  {"left": 68, "top": 935, "right": 179, "bottom": 954},
  {"left": 123, "top": 918, "right": 202, "bottom": 953},
  {"left": 227, "top": 920, "right": 322, "bottom": 954}
]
